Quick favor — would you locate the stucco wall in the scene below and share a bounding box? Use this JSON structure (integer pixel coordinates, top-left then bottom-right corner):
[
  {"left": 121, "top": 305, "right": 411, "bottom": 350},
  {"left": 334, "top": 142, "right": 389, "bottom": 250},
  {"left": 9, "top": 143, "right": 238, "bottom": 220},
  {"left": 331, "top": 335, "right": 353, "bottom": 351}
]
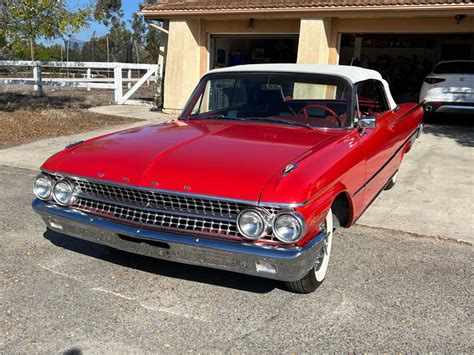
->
[
  {"left": 163, "top": 20, "right": 202, "bottom": 113},
  {"left": 297, "top": 18, "right": 332, "bottom": 65}
]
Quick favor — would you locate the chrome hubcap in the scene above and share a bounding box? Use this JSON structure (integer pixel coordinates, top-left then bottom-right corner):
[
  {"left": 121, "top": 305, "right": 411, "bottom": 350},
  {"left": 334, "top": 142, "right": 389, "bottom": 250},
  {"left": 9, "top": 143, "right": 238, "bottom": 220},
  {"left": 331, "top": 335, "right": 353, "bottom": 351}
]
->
[
  {"left": 322, "top": 236, "right": 329, "bottom": 256},
  {"left": 315, "top": 221, "right": 329, "bottom": 271}
]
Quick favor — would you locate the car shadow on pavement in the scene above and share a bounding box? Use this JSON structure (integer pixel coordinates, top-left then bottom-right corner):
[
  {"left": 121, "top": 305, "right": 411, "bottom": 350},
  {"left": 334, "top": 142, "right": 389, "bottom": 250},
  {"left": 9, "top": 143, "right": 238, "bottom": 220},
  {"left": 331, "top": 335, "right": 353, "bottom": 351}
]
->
[
  {"left": 423, "top": 115, "right": 474, "bottom": 147},
  {"left": 44, "top": 229, "right": 277, "bottom": 294}
]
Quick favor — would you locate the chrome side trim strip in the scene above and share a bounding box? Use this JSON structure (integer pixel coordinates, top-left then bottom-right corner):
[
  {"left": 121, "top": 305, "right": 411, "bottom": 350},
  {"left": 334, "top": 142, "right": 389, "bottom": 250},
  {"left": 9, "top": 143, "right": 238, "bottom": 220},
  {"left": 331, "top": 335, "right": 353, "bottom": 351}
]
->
[
  {"left": 259, "top": 201, "right": 305, "bottom": 208},
  {"left": 40, "top": 169, "right": 306, "bottom": 208},
  {"left": 391, "top": 103, "right": 423, "bottom": 125}
]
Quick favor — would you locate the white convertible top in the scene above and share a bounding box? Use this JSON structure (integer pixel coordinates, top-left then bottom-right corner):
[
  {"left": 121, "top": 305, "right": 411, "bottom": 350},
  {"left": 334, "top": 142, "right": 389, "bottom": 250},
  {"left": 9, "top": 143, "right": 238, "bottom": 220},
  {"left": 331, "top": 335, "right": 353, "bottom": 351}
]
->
[{"left": 208, "top": 64, "right": 397, "bottom": 110}]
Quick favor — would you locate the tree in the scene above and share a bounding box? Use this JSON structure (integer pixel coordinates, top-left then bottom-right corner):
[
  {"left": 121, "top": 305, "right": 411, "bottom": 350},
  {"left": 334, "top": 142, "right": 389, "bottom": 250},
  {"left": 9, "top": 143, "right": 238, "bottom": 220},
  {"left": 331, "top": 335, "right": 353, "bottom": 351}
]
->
[
  {"left": 94, "top": 0, "right": 122, "bottom": 26},
  {"left": 1, "top": 0, "right": 89, "bottom": 61},
  {"left": 93, "top": 0, "right": 161, "bottom": 64},
  {"left": 108, "top": 16, "right": 132, "bottom": 62},
  {"left": 130, "top": 12, "right": 145, "bottom": 62},
  {"left": 144, "top": 25, "right": 160, "bottom": 63},
  {"left": 130, "top": 0, "right": 160, "bottom": 63}
]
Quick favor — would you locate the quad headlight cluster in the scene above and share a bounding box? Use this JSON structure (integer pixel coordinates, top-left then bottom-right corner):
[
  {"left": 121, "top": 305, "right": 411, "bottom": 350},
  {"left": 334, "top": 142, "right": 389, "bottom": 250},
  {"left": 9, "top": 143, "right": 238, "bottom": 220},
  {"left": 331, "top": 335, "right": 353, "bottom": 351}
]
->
[
  {"left": 33, "top": 174, "right": 76, "bottom": 206},
  {"left": 237, "top": 208, "right": 306, "bottom": 244}
]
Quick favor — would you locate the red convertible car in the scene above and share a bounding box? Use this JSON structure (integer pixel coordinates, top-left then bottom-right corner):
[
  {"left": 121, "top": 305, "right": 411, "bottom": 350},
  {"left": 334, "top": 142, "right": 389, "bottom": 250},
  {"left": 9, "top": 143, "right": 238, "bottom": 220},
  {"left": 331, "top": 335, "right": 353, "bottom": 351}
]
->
[{"left": 33, "top": 64, "right": 423, "bottom": 293}]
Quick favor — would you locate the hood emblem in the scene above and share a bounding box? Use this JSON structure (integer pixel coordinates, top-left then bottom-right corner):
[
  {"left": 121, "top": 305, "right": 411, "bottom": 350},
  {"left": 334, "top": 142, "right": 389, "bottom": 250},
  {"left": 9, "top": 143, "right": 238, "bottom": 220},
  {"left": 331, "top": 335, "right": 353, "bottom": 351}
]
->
[
  {"left": 98, "top": 172, "right": 104, "bottom": 178},
  {"left": 183, "top": 185, "right": 191, "bottom": 191},
  {"left": 283, "top": 164, "right": 298, "bottom": 176},
  {"left": 151, "top": 181, "right": 159, "bottom": 187},
  {"left": 122, "top": 177, "right": 130, "bottom": 182}
]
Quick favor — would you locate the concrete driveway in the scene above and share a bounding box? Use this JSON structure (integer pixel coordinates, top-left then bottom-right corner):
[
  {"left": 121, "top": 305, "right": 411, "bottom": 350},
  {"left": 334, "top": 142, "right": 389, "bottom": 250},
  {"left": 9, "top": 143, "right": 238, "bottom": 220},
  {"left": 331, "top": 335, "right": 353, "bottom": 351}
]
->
[{"left": 358, "top": 122, "right": 474, "bottom": 244}]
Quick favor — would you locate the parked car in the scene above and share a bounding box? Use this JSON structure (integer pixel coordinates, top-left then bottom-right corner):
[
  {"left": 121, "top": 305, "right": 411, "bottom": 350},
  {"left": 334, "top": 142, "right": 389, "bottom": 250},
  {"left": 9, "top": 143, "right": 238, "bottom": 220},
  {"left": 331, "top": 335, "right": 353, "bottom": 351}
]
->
[
  {"left": 420, "top": 60, "right": 474, "bottom": 117},
  {"left": 32, "top": 64, "right": 423, "bottom": 293}
]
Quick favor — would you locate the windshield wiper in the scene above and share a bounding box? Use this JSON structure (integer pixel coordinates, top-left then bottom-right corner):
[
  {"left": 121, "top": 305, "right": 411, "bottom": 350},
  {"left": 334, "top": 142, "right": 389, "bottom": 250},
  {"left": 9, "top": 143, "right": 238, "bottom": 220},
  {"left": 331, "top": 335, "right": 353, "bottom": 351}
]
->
[
  {"left": 243, "top": 116, "right": 315, "bottom": 130},
  {"left": 185, "top": 115, "right": 314, "bottom": 130}
]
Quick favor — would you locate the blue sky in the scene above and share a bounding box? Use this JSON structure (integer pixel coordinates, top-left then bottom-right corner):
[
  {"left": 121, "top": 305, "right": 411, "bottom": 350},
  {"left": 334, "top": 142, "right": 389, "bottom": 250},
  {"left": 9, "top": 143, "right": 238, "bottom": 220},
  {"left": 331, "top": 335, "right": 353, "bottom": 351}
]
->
[{"left": 60, "top": 0, "right": 141, "bottom": 42}]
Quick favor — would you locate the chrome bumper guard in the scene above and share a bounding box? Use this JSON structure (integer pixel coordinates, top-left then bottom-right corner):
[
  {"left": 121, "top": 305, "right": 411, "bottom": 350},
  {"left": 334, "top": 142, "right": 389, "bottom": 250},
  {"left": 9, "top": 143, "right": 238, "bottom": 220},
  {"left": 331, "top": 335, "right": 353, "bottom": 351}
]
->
[{"left": 33, "top": 199, "right": 325, "bottom": 282}]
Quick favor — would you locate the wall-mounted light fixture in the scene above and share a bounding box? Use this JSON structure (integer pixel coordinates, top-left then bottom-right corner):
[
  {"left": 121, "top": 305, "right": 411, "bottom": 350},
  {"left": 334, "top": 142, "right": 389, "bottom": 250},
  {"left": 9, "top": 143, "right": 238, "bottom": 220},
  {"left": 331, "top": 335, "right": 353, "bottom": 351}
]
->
[
  {"left": 248, "top": 18, "right": 255, "bottom": 31},
  {"left": 455, "top": 14, "right": 466, "bottom": 24}
]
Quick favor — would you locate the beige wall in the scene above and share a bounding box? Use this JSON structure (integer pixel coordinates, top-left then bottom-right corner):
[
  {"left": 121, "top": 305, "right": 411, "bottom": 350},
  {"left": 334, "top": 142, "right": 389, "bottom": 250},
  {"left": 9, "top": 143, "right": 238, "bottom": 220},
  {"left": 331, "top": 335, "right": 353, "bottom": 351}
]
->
[
  {"left": 205, "top": 19, "right": 300, "bottom": 34},
  {"left": 297, "top": 18, "right": 332, "bottom": 65},
  {"left": 163, "top": 20, "right": 202, "bottom": 113}
]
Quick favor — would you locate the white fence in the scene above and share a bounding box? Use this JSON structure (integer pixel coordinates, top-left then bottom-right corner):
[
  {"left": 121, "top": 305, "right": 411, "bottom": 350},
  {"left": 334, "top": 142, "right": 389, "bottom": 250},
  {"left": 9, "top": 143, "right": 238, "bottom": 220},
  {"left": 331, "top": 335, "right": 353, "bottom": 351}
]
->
[{"left": 0, "top": 60, "right": 160, "bottom": 105}]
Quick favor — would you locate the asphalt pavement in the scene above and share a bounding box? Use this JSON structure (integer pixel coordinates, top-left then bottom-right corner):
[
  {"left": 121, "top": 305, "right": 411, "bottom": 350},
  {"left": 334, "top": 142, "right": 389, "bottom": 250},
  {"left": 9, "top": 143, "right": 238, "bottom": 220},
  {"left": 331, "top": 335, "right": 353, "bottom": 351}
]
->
[{"left": 1, "top": 165, "right": 472, "bottom": 352}]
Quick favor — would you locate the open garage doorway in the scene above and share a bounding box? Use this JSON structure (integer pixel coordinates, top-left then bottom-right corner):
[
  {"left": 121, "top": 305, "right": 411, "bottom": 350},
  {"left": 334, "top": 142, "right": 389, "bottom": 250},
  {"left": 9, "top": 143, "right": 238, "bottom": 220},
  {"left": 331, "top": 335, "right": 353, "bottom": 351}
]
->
[
  {"left": 209, "top": 35, "right": 299, "bottom": 70},
  {"left": 339, "top": 33, "right": 474, "bottom": 103}
]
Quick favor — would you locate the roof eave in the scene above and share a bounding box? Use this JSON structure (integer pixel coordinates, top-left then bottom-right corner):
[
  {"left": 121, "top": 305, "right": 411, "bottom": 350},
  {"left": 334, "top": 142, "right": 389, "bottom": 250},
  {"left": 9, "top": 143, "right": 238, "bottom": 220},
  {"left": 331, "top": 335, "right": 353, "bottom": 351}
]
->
[{"left": 140, "top": 4, "right": 474, "bottom": 19}]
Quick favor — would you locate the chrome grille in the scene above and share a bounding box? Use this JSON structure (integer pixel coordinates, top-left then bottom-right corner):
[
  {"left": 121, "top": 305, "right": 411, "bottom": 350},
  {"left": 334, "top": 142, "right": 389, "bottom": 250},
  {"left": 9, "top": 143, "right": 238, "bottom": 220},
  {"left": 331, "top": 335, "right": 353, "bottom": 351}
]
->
[
  {"left": 72, "top": 178, "right": 246, "bottom": 218},
  {"left": 74, "top": 197, "right": 241, "bottom": 239},
  {"left": 45, "top": 174, "right": 284, "bottom": 242}
]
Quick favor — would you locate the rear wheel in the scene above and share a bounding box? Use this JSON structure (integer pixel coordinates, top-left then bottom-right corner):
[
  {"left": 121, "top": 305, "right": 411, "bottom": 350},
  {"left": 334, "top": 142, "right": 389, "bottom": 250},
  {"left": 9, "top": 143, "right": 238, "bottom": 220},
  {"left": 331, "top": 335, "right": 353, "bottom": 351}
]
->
[
  {"left": 284, "top": 209, "right": 334, "bottom": 294},
  {"left": 384, "top": 171, "right": 399, "bottom": 191}
]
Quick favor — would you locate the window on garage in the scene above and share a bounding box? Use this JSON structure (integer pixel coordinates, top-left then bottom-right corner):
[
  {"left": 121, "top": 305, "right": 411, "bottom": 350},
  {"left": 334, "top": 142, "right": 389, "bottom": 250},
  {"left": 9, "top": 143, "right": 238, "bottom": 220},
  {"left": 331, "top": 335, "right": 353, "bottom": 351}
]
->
[{"left": 209, "top": 35, "right": 299, "bottom": 70}]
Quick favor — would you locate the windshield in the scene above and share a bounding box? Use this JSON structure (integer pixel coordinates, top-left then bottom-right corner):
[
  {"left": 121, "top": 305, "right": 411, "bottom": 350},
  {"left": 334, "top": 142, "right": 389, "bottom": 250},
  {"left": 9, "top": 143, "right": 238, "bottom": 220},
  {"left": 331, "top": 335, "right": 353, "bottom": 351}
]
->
[{"left": 181, "top": 72, "right": 352, "bottom": 129}]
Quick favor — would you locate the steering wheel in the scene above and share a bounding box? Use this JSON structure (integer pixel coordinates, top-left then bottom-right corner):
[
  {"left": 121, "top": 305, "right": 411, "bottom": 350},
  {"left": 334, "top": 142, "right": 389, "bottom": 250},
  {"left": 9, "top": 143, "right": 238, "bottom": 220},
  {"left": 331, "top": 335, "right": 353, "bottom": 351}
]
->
[{"left": 297, "top": 104, "right": 342, "bottom": 127}]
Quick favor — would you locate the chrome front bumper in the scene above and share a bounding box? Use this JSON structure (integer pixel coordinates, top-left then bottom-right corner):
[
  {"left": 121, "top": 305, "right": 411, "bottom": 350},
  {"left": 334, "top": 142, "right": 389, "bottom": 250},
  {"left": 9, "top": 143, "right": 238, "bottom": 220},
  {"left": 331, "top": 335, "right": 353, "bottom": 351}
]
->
[{"left": 32, "top": 199, "right": 325, "bottom": 282}]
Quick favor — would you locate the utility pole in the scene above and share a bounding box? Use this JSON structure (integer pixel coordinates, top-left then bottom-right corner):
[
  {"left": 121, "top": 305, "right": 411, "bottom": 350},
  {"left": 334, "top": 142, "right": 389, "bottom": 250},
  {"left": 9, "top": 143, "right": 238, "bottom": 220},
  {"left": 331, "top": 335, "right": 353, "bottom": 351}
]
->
[
  {"left": 66, "top": 35, "right": 71, "bottom": 62},
  {"left": 134, "top": 40, "right": 139, "bottom": 63},
  {"left": 66, "top": 35, "right": 71, "bottom": 77},
  {"left": 91, "top": 31, "right": 96, "bottom": 62},
  {"left": 106, "top": 36, "right": 110, "bottom": 63},
  {"left": 106, "top": 36, "right": 110, "bottom": 77}
]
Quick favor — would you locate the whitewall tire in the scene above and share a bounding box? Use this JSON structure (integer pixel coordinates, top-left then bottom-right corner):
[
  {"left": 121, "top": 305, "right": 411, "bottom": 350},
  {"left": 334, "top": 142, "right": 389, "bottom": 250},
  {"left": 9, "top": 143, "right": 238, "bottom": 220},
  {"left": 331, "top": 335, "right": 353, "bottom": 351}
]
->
[
  {"left": 284, "top": 208, "right": 334, "bottom": 294},
  {"left": 314, "top": 210, "right": 333, "bottom": 282}
]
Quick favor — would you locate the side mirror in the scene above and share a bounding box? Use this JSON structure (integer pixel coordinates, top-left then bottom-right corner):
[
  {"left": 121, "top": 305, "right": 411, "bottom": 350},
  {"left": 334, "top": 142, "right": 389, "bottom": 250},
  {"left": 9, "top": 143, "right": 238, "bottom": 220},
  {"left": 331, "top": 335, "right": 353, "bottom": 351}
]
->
[{"left": 357, "top": 116, "right": 376, "bottom": 130}]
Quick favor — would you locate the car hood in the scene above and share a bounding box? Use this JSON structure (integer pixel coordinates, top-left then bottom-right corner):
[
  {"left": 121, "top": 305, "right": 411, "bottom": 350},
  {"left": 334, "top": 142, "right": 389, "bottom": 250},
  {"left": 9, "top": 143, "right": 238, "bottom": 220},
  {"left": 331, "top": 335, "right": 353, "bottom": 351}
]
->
[{"left": 42, "top": 120, "right": 335, "bottom": 201}]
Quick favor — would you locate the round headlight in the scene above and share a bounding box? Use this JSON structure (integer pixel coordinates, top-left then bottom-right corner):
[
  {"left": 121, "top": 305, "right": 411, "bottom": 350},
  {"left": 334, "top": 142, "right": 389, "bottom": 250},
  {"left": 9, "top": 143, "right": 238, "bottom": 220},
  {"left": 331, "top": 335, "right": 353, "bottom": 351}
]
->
[
  {"left": 53, "top": 180, "right": 76, "bottom": 206},
  {"left": 273, "top": 213, "right": 305, "bottom": 244},
  {"left": 237, "top": 209, "right": 267, "bottom": 240},
  {"left": 33, "top": 174, "right": 52, "bottom": 200}
]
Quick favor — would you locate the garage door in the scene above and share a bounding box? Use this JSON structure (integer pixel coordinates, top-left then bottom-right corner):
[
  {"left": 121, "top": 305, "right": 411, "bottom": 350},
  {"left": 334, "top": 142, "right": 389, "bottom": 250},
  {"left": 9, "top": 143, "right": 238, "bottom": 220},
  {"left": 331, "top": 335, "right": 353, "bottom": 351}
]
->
[
  {"left": 209, "top": 35, "right": 299, "bottom": 70},
  {"left": 339, "top": 33, "right": 474, "bottom": 102}
]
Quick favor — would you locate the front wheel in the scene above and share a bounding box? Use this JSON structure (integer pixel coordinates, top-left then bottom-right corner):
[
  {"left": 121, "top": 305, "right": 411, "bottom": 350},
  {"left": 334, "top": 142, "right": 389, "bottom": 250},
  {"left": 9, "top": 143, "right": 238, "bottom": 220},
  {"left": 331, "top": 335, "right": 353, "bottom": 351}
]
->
[{"left": 284, "top": 209, "right": 334, "bottom": 294}]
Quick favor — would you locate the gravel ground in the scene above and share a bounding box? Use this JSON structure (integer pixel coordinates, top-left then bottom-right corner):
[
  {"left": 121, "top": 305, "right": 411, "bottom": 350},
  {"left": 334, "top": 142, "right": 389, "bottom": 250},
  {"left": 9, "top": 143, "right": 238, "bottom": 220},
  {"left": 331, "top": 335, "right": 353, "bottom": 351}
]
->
[
  {"left": 0, "top": 88, "right": 142, "bottom": 148},
  {"left": 1, "top": 165, "right": 473, "bottom": 353}
]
